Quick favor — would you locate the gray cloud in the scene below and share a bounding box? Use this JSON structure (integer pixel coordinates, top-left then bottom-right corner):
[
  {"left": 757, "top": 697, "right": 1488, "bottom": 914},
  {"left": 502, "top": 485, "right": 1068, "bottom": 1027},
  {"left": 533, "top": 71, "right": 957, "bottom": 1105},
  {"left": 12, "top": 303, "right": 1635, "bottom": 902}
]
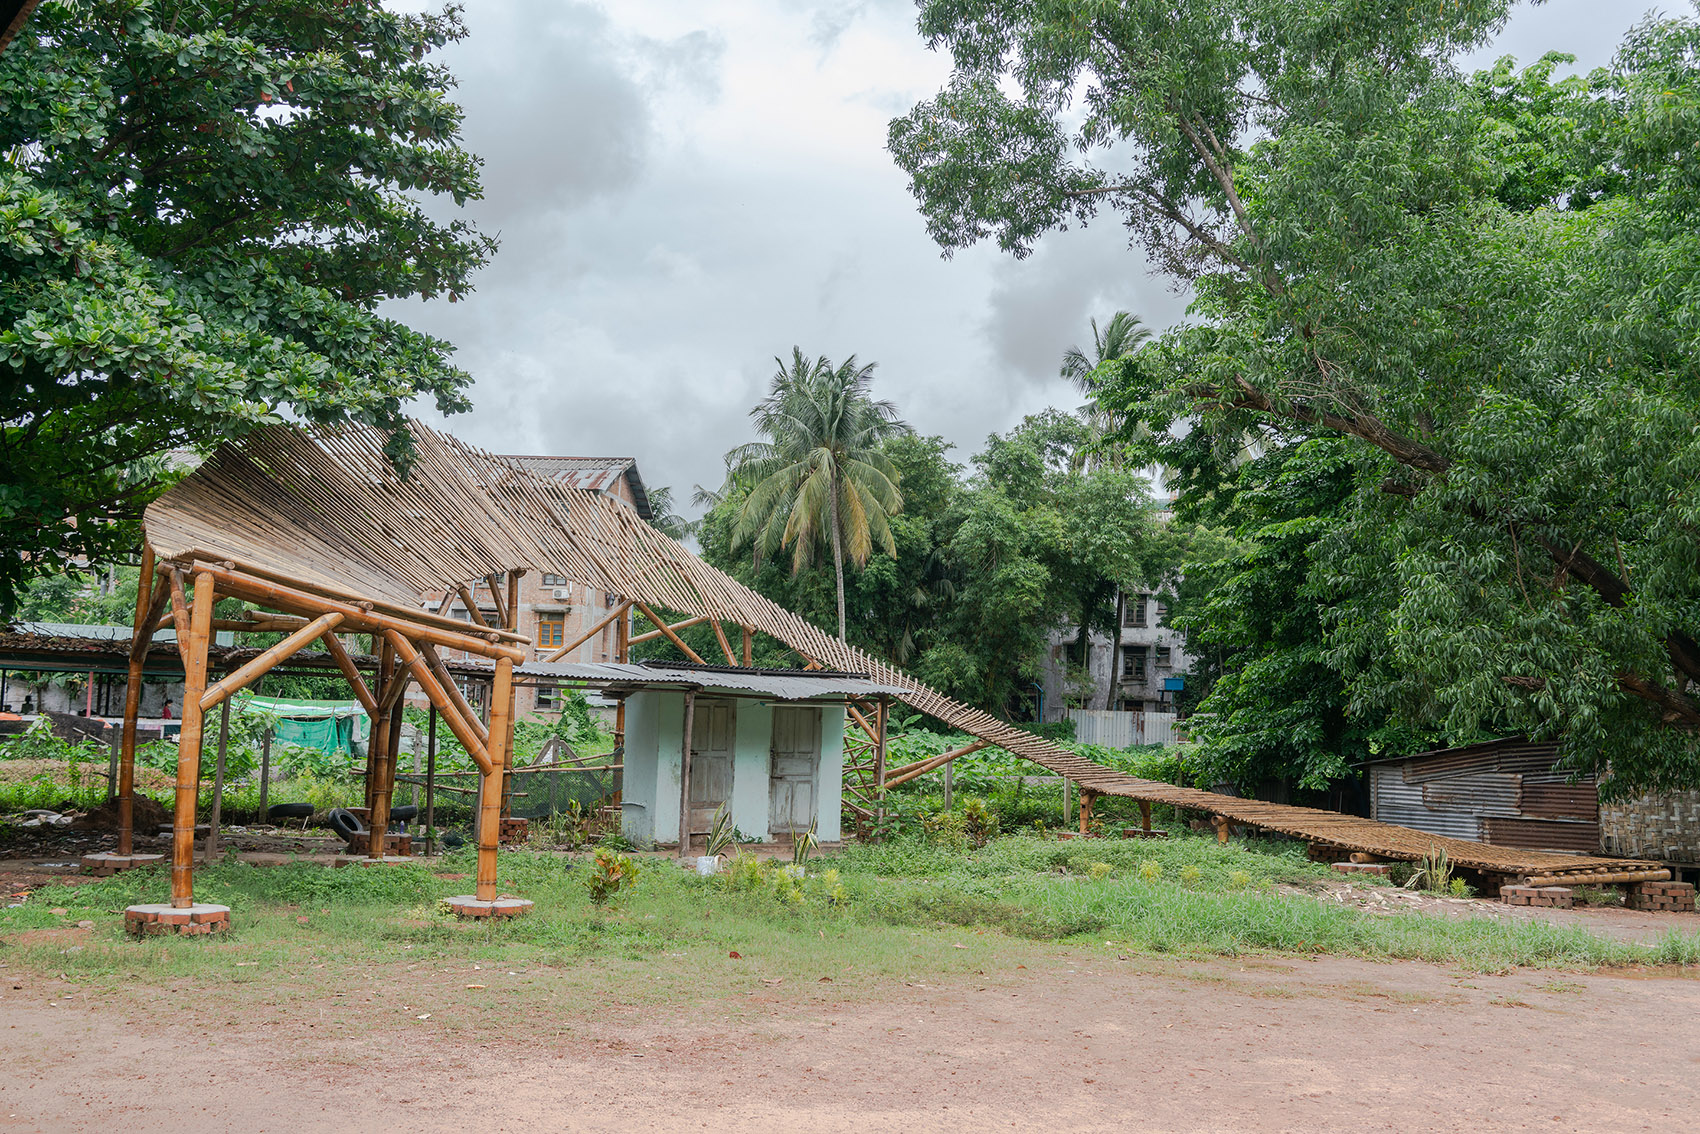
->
[{"left": 387, "top": 0, "right": 1644, "bottom": 514}]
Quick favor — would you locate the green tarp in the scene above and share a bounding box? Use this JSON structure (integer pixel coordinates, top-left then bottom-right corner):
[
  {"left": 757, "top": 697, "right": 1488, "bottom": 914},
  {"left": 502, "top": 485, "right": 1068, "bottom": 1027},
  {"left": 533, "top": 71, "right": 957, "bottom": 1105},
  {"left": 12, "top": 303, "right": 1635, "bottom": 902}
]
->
[{"left": 236, "top": 695, "right": 367, "bottom": 757}]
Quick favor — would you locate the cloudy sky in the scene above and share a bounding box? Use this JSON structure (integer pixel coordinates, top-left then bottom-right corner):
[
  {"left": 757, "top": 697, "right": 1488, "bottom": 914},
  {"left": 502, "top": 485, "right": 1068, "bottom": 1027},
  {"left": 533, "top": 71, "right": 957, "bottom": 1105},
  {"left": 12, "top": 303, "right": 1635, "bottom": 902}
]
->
[{"left": 390, "top": 0, "right": 1649, "bottom": 511}]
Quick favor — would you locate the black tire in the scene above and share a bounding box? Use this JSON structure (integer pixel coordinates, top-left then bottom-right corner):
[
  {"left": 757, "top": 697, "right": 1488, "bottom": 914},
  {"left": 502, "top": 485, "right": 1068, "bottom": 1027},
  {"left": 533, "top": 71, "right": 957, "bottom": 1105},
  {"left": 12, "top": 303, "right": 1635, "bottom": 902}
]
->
[
  {"left": 267, "top": 803, "right": 315, "bottom": 821},
  {"left": 389, "top": 805, "right": 418, "bottom": 823},
  {"left": 326, "top": 808, "right": 366, "bottom": 844},
  {"left": 441, "top": 831, "right": 465, "bottom": 849}
]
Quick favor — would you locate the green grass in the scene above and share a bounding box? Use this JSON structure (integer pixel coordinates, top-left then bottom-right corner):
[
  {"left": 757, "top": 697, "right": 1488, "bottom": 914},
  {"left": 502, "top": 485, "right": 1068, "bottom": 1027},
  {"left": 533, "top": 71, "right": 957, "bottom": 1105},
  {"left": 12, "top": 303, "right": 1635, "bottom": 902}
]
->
[{"left": 4, "top": 833, "right": 1698, "bottom": 1011}]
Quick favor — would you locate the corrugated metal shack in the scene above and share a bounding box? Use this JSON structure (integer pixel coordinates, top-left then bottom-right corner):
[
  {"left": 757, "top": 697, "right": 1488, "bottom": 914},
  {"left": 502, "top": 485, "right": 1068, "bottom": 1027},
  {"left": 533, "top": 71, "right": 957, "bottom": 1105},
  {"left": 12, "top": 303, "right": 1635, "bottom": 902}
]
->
[{"left": 1367, "top": 739, "right": 1599, "bottom": 853}]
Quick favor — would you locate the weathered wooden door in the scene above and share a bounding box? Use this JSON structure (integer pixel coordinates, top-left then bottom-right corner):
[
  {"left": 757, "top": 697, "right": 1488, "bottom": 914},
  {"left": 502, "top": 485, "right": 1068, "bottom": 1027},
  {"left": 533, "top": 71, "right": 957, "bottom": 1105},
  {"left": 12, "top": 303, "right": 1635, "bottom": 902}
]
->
[
  {"left": 687, "top": 700, "right": 735, "bottom": 839},
  {"left": 769, "top": 707, "right": 821, "bottom": 838}
]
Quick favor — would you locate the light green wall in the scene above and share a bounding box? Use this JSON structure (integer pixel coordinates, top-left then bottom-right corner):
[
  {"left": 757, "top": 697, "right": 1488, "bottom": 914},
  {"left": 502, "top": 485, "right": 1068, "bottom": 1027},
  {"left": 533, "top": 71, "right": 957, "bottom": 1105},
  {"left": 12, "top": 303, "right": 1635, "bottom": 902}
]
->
[{"left": 617, "top": 689, "right": 848, "bottom": 846}]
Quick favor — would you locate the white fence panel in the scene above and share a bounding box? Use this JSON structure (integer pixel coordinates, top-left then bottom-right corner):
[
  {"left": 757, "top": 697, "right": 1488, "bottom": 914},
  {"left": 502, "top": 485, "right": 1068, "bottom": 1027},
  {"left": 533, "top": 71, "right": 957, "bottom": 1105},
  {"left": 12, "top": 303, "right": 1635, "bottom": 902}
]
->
[{"left": 1067, "top": 709, "right": 1178, "bottom": 748}]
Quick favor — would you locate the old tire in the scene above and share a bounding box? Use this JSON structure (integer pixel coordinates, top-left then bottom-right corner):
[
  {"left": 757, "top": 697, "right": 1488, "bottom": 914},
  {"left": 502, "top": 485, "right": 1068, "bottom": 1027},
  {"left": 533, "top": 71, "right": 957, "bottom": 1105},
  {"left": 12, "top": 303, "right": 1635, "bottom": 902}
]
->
[
  {"left": 267, "top": 803, "right": 315, "bottom": 822},
  {"left": 326, "top": 808, "right": 366, "bottom": 844}
]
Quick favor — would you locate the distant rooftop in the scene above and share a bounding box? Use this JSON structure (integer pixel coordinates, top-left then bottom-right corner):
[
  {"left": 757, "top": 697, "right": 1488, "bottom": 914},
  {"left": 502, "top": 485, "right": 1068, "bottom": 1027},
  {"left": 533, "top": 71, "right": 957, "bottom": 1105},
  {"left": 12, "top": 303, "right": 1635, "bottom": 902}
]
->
[{"left": 500, "top": 455, "right": 651, "bottom": 521}]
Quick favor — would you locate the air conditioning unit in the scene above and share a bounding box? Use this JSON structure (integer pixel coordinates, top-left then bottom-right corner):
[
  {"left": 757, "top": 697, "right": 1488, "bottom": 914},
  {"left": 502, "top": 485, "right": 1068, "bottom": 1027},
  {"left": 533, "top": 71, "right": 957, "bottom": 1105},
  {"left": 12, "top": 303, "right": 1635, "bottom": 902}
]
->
[{"left": 552, "top": 588, "right": 572, "bottom": 601}]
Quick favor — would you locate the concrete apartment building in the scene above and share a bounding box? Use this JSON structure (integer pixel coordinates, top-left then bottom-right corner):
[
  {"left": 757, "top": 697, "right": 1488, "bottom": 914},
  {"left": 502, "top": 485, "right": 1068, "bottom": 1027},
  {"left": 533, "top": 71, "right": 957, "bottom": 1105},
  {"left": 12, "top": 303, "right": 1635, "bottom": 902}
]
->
[{"left": 1038, "top": 586, "right": 1194, "bottom": 721}]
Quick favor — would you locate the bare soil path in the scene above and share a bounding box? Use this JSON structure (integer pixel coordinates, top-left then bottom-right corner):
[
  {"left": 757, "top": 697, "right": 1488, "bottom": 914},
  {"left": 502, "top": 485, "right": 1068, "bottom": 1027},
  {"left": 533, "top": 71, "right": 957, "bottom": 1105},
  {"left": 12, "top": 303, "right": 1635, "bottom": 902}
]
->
[{"left": 2, "top": 951, "right": 1695, "bottom": 1132}]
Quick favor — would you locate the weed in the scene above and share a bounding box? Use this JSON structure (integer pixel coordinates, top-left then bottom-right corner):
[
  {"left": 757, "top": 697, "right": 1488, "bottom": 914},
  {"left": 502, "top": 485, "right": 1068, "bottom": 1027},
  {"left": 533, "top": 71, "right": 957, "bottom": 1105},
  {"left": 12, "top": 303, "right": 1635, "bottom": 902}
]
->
[{"left": 584, "top": 848, "right": 639, "bottom": 906}]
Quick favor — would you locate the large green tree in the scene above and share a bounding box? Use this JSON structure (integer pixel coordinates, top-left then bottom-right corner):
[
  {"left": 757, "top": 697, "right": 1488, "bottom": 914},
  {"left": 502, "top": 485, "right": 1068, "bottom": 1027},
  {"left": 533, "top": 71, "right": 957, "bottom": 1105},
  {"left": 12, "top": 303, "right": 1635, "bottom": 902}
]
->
[
  {"left": 730, "top": 348, "right": 909, "bottom": 641},
  {"left": 0, "top": 1, "right": 493, "bottom": 613},
  {"left": 891, "top": 2, "right": 1700, "bottom": 793}
]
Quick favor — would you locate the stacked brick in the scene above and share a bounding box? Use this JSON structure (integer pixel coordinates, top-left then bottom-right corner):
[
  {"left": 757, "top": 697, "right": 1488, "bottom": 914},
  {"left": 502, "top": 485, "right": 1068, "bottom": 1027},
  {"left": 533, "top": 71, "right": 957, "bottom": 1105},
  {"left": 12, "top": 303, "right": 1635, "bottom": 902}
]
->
[
  {"left": 123, "top": 903, "right": 231, "bottom": 937},
  {"left": 1332, "top": 862, "right": 1391, "bottom": 876},
  {"left": 1500, "top": 885, "right": 1574, "bottom": 909},
  {"left": 1626, "top": 881, "right": 1696, "bottom": 912},
  {"left": 499, "top": 817, "right": 529, "bottom": 845},
  {"left": 346, "top": 832, "right": 411, "bottom": 856}
]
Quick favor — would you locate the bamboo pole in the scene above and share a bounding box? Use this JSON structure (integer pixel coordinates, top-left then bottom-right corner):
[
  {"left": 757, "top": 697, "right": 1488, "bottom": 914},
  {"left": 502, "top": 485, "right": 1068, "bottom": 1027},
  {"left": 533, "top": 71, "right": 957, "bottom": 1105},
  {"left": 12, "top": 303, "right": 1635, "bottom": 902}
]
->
[
  {"left": 475, "top": 658, "right": 514, "bottom": 901},
  {"left": 259, "top": 728, "right": 273, "bottom": 820},
  {"left": 116, "top": 545, "right": 158, "bottom": 857},
  {"left": 365, "top": 640, "right": 394, "bottom": 817},
  {"left": 417, "top": 641, "right": 489, "bottom": 744},
  {"left": 505, "top": 570, "right": 521, "bottom": 631},
  {"left": 742, "top": 626, "right": 753, "bottom": 667},
  {"left": 207, "top": 699, "right": 230, "bottom": 860},
  {"left": 457, "top": 583, "right": 491, "bottom": 628},
  {"left": 881, "top": 740, "right": 991, "bottom": 789},
  {"left": 386, "top": 632, "right": 493, "bottom": 775},
  {"left": 710, "top": 619, "right": 737, "bottom": 666},
  {"left": 320, "top": 631, "right": 377, "bottom": 713},
  {"left": 424, "top": 709, "right": 437, "bottom": 856},
  {"left": 543, "top": 599, "right": 631, "bottom": 662},
  {"left": 198, "top": 613, "right": 344, "bottom": 711},
  {"left": 203, "top": 554, "right": 530, "bottom": 644},
  {"left": 170, "top": 571, "right": 216, "bottom": 907},
  {"left": 678, "top": 688, "right": 696, "bottom": 859},
  {"left": 166, "top": 569, "right": 192, "bottom": 650},
  {"left": 484, "top": 574, "right": 509, "bottom": 629},
  {"left": 627, "top": 614, "right": 710, "bottom": 645},
  {"left": 874, "top": 697, "right": 888, "bottom": 835},
  {"left": 184, "top": 562, "right": 528, "bottom": 661},
  {"left": 633, "top": 601, "right": 707, "bottom": 665},
  {"left": 369, "top": 700, "right": 405, "bottom": 860}
]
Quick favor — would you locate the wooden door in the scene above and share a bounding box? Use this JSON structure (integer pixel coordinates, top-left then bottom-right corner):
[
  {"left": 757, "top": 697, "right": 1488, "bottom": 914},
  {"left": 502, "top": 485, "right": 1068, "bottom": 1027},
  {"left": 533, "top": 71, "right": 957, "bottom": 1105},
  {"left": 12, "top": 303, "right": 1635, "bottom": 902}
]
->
[
  {"left": 769, "top": 707, "right": 821, "bottom": 839},
  {"left": 687, "top": 700, "right": 735, "bottom": 839}
]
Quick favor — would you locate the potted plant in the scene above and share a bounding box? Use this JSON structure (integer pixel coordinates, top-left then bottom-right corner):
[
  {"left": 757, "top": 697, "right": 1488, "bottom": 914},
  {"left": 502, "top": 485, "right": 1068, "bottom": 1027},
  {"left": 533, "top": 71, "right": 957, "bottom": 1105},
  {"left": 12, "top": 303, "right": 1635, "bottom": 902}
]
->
[{"left": 698, "top": 803, "right": 735, "bottom": 875}]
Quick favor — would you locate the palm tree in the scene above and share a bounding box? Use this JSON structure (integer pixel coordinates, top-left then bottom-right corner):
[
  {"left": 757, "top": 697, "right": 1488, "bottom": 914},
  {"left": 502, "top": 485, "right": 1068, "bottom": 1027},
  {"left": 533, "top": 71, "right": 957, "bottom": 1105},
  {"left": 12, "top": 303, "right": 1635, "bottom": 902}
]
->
[
  {"left": 1060, "top": 311, "right": 1151, "bottom": 471},
  {"left": 730, "top": 348, "right": 909, "bottom": 641}
]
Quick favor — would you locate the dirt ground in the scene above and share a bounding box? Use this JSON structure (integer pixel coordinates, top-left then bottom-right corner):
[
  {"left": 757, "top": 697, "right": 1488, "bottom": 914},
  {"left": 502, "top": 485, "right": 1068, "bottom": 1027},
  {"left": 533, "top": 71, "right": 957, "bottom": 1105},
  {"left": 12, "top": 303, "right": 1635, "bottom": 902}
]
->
[{"left": 1, "top": 949, "right": 1696, "bottom": 1133}]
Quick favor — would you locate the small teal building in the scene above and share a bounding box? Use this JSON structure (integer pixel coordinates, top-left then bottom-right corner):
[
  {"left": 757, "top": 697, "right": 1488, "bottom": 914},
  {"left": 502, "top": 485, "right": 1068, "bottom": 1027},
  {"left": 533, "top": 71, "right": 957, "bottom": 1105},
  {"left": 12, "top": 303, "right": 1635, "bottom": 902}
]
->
[{"left": 531, "top": 661, "right": 902, "bottom": 848}]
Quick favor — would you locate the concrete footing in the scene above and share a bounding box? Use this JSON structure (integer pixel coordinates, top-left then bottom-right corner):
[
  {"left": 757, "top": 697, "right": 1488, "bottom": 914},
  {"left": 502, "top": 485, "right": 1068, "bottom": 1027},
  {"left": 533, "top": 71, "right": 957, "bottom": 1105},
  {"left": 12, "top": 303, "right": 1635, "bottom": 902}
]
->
[
  {"left": 444, "top": 895, "right": 533, "bottom": 919},
  {"left": 81, "top": 852, "right": 165, "bottom": 877},
  {"left": 124, "top": 902, "right": 231, "bottom": 937}
]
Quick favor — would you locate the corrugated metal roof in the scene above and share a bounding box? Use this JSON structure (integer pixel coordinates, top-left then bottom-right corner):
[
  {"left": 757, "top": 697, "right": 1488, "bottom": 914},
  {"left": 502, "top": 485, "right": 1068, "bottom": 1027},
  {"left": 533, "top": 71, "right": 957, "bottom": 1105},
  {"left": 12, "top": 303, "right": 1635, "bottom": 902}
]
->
[
  {"left": 12, "top": 621, "right": 157, "bottom": 642},
  {"left": 516, "top": 660, "right": 906, "bottom": 701},
  {"left": 499, "top": 455, "right": 652, "bottom": 521}
]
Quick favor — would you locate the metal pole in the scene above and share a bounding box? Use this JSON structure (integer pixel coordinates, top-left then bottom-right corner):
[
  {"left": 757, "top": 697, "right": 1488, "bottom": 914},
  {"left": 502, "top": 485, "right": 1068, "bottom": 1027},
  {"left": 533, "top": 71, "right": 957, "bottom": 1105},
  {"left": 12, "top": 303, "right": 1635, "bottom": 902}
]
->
[
  {"left": 677, "top": 689, "right": 696, "bottom": 859},
  {"left": 258, "top": 727, "right": 273, "bottom": 819},
  {"left": 424, "top": 709, "right": 437, "bottom": 856}
]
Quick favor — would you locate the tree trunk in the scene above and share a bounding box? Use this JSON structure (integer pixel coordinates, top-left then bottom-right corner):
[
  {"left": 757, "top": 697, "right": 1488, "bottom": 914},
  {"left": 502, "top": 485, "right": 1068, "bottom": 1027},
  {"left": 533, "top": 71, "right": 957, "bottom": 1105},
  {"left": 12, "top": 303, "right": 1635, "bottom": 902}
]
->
[{"left": 829, "top": 475, "right": 847, "bottom": 641}]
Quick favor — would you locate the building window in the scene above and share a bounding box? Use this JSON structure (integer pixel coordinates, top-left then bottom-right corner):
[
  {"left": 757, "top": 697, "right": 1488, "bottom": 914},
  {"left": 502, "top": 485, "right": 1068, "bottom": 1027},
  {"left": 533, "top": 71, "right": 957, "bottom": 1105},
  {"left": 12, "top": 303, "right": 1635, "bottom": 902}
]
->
[
  {"left": 541, "top": 573, "right": 569, "bottom": 587},
  {"left": 535, "top": 683, "right": 557, "bottom": 711},
  {"left": 1125, "top": 594, "right": 1149, "bottom": 628},
  {"left": 1156, "top": 646, "right": 1172, "bottom": 670},
  {"left": 537, "top": 614, "right": 565, "bottom": 649},
  {"left": 1122, "top": 645, "right": 1147, "bottom": 681},
  {"left": 1154, "top": 601, "right": 1170, "bottom": 628}
]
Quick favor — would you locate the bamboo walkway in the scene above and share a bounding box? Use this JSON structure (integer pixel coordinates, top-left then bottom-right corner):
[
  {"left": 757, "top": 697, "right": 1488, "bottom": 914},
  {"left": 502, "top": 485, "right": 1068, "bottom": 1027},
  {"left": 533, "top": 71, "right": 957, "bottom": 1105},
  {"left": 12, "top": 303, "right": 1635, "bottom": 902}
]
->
[{"left": 143, "top": 421, "right": 1666, "bottom": 887}]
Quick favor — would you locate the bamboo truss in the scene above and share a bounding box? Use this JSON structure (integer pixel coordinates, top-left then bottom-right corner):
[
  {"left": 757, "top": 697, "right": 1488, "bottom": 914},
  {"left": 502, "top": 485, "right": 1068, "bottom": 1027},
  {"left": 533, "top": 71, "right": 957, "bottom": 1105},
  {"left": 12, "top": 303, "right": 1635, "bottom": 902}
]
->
[{"left": 113, "top": 419, "right": 1659, "bottom": 895}]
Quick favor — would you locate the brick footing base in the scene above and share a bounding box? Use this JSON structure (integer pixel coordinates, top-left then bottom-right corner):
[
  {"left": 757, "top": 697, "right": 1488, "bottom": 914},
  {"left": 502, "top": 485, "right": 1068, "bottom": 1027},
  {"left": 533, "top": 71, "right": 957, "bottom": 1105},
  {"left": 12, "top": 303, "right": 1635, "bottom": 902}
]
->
[
  {"left": 445, "top": 895, "right": 533, "bottom": 919},
  {"left": 1627, "top": 881, "right": 1696, "bottom": 912},
  {"left": 1332, "top": 862, "right": 1392, "bottom": 876},
  {"left": 124, "top": 903, "right": 231, "bottom": 937},
  {"left": 1501, "top": 885, "right": 1574, "bottom": 908},
  {"left": 81, "top": 852, "right": 165, "bottom": 877},
  {"left": 346, "top": 832, "right": 411, "bottom": 856},
  {"left": 498, "top": 818, "right": 528, "bottom": 845}
]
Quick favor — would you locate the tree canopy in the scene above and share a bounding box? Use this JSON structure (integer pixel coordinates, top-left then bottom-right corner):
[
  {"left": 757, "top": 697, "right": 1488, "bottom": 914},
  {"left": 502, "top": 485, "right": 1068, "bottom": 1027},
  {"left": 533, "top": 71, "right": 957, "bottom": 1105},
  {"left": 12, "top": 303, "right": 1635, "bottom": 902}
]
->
[
  {"left": 891, "top": 2, "right": 1700, "bottom": 794},
  {"left": 729, "top": 349, "right": 909, "bottom": 641},
  {"left": 0, "top": 0, "right": 493, "bottom": 613}
]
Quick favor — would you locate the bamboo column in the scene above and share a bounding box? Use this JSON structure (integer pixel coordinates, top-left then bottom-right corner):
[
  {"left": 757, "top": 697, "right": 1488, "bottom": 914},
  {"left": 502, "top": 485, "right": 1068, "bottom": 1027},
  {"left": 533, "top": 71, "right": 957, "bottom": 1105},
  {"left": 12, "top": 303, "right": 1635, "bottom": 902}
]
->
[
  {"left": 677, "top": 688, "right": 696, "bottom": 859},
  {"left": 170, "top": 571, "right": 216, "bottom": 907},
  {"left": 364, "top": 639, "right": 395, "bottom": 817},
  {"left": 207, "top": 699, "right": 230, "bottom": 860},
  {"left": 873, "top": 697, "right": 888, "bottom": 836},
  {"left": 116, "top": 547, "right": 155, "bottom": 857},
  {"left": 474, "top": 658, "right": 514, "bottom": 901}
]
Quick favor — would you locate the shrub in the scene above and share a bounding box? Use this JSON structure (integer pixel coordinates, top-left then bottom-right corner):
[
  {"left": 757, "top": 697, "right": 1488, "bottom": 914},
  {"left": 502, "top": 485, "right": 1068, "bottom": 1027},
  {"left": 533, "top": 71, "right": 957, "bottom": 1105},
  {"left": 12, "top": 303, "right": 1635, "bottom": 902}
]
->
[
  {"left": 960, "top": 797, "right": 1000, "bottom": 848},
  {"left": 584, "top": 847, "right": 639, "bottom": 905}
]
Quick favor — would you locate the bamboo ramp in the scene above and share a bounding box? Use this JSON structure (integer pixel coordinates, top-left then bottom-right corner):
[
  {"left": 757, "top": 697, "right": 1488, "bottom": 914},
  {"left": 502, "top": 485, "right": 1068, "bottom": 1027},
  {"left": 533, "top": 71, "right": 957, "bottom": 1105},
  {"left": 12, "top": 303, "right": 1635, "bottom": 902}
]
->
[{"left": 144, "top": 422, "right": 1663, "bottom": 886}]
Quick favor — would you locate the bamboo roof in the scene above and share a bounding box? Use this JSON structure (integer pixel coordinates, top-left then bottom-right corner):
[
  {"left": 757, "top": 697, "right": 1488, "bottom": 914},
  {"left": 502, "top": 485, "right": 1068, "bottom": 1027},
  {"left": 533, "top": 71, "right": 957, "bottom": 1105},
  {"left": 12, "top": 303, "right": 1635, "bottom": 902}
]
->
[{"left": 141, "top": 421, "right": 1661, "bottom": 881}]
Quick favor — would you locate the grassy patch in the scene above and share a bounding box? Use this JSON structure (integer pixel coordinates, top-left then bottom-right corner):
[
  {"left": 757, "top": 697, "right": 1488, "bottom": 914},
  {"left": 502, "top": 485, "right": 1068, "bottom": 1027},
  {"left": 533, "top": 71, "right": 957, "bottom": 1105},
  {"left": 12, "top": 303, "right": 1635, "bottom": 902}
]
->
[{"left": 2, "top": 834, "right": 1697, "bottom": 1031}]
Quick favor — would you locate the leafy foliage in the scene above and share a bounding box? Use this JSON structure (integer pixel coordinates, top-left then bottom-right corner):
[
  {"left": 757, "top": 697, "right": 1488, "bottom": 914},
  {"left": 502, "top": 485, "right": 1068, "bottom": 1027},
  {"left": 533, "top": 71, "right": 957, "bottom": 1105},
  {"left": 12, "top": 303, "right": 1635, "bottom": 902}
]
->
[
  {"left": 0, "top": 0, "right": 494, "bottom": 611},
  {"left": 891, "top": 2, "right": 1700, "bottom": 791}
]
